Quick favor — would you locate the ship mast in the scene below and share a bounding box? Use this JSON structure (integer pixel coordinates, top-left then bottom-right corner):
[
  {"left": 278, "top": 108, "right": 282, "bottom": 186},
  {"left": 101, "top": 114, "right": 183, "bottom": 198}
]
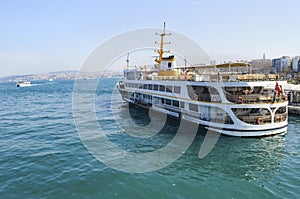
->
[
  {"left": 126, "top": 53, "right": 129, "bottom": 70},
  {"left": 155, "top": 22, "right": 171, "bottom": 69}
]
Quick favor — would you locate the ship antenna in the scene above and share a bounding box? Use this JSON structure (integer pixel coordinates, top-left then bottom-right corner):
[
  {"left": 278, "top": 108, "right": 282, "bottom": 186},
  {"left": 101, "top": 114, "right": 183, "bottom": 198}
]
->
[
  {"left": 126, "top": 53, "right": 129, "bottom": 70},
  {"left": 155, "top": 22, "right": 171, "bottom": 69}
]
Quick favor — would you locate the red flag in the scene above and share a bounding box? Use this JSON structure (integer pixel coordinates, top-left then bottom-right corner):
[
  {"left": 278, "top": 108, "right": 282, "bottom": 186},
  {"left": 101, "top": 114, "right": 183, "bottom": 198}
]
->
[{"left": 275, "top": 82, "right": 281, "bottom": 96}]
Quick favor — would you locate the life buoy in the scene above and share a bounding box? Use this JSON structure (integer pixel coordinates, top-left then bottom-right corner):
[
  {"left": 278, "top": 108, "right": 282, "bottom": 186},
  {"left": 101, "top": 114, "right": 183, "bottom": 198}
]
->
[
  {"left": 237, "top": 96, "right": 243, "bottom": 104},
  {"left": 280, "top": 115, "right": 285, "bottom": 122},
  {"left": 257, "top": 118, "right": 263, "bottom": 125}
]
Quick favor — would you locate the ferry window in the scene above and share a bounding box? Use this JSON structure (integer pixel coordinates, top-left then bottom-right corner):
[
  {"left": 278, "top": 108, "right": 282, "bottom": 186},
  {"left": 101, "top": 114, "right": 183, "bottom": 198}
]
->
[
  {"left": 166, "top": 86, "right": 173, "bottom": 93},
  {"left": 127, "top": 71, "right": 136, "bottom": 80},
  {"left": 166, "top": 99, "right": 171, "bottom": 105},
  {"left": 180, "top": 102, "right": 185, "bottom": 109},
  {"left": 161, "top": 98, "right": 165, "bottom": 104},
  {"left": 154, "top": 84, "right": 159, "bottom": 91},
  {"left": 173, "top": 100, "right": 179, "bottom": 107},
  {"left": 138, "top": 84, "right": 143, "bottom": 89},
  {"left": 159, "top": 85, "right": 166, "bottom": 92},
  {"left": 148, "top": 84, "right": 153, "bottom": 90},
  {"left": 189, "top": 103, "right": 198, "bottom": 112},
  {"left": 276, "top": 106, "right": 287, "bottom": 114},
  {"left": 174, "top": 86, "right": 181, "bottom": 94},
  {"left": 153, "top": 97, "right": 159, "bottom": 104},
  {"left": 225, "top": 116, "right": 234, "bottom": 124},
  {"left": 143, "top": 84, "right": 147, "bottom": 89}
]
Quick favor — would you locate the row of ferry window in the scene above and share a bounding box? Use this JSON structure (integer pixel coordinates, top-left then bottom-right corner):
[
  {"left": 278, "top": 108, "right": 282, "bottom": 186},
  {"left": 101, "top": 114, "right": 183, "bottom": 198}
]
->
[
  {"left": 131, "top": 91, "right": 218, "bottom": 115},
  {"left": 134, "top": 92, "right": 214, "bottom": 114},
  {"left": 125, "top": 83, "right": 181, "bottom": 94},
  {"left": 161, "top": 98, "right": 184, "bottom": 108},
  {"left": 133, "top": 91, "right": 194, "bottom": 111},
  {"left": 159, "top": 97, "right": 201, "bottom": 112},
  {"left": 139, "top": 94, "right": 200, "bottom": 112},
  {"left": 132, "top": 91, "right": 201, "bottom": 112},
  {"left": 161, "top": 98, "right": 232, "bottom": 124}
]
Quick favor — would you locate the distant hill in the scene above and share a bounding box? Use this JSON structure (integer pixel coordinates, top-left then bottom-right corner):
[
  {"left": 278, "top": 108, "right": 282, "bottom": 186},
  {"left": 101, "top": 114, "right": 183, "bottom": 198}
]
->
[
  {"left": 0, "top": 70, "right": 122, "bottom": 82},
  {"left": 48, "top": 70, "right": 79, "bottom": 74},
  {"left": 0, "top": 75, "right": 29, "bottom": 82}
]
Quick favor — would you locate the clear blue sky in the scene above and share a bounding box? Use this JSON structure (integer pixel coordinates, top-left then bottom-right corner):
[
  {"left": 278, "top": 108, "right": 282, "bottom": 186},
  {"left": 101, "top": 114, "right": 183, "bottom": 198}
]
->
[{"left": 1, "top": 0, "right": 300, "bottom": 77}]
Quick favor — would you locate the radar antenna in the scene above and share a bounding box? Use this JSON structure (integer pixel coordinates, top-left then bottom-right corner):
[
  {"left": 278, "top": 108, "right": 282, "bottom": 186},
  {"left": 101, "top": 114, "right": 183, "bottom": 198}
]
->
[
  {"left": 126, "top": 53, "right": 129, "bottom": 70},
  {"left": 154, "top": 22, "right": 171, "bottom": 69}
]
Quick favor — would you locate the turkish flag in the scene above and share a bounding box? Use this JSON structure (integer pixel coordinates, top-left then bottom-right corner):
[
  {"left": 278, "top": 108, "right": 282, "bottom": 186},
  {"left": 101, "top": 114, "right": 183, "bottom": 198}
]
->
[{"left": 275, "top": 82, "right": 281, "bottom": 96}]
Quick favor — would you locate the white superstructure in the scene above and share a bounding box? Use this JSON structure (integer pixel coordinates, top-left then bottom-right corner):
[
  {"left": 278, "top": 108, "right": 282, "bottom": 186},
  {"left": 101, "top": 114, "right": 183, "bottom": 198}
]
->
[{"left": 117, "top": 24, "right": 288, "bottom": 137}]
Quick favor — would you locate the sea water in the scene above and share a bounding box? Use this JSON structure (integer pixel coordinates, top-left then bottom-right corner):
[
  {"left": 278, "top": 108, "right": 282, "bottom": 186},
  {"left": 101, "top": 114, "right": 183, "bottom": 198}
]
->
[{"left": 0, "top": 79, "right": 299, "bottom": 199}]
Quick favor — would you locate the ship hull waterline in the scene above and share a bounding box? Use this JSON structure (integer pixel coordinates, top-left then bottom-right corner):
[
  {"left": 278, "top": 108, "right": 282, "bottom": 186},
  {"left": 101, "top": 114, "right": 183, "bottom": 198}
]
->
[{"left": 122, "top": 97, "right": 288, "bottom": 137}]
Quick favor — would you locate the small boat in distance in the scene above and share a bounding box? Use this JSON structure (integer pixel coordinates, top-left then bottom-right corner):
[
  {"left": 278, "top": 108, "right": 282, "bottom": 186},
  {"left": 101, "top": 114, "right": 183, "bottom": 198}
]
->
[{"left": 16, "top": 81, "right": 31, "bottom": 87}]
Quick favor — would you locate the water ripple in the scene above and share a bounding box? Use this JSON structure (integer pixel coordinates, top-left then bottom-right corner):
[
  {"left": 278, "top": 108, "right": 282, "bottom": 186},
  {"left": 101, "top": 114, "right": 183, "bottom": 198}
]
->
[{"left": 0, "top": 80, "right": 299, "bottom": 199}]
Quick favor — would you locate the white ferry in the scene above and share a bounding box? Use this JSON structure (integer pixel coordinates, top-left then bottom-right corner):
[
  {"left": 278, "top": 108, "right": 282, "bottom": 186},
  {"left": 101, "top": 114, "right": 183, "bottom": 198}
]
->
[
  {"left": 16, "top": 81, "right": 31, "bottom": 87},
  {"left": 117, "top": 24, "right": 288, "bottom": 137}
]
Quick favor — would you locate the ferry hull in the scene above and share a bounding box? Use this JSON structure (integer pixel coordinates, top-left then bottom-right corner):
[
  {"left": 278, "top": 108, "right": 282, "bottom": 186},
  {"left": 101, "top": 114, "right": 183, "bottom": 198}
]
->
[{"left": 122, "top": 97, "right": 288, "bottom": 137}]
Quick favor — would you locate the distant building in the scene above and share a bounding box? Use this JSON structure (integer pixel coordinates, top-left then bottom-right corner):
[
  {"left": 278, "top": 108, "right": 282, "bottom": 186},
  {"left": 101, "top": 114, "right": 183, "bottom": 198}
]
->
[
  {"left": 292, "top": 56, "right": 300, "bottom": 73},
  {"left": 248, "top": 53, "right": 271, "bottom": 73},
  {"left": 271, "top": 56, "right": 291, "bottom": 73}
]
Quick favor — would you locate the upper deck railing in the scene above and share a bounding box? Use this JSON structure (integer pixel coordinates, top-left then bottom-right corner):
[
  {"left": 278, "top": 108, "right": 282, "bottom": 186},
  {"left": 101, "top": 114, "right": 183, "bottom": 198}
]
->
[
  {"left": 125, "top": 70, "right": 280, "bottom": 82},
  {"left": 124, "top": 61, "right": 280, "bottom": 82}
]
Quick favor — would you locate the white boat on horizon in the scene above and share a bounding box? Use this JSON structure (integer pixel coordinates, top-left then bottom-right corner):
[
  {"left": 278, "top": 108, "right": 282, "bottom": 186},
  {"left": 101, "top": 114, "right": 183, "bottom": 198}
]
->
[
  {"left": 117, "top": 24, "right": 288, "bottom": 137},
  {"left": 16, "top": 81, "right": 31, "bottom": 87}
]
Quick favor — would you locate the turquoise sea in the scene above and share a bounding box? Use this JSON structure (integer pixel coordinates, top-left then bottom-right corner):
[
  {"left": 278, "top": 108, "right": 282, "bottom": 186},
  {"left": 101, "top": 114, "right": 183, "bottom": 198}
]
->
[{"left": 0, "top": 79, "right": 299, "bottom": 199}]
